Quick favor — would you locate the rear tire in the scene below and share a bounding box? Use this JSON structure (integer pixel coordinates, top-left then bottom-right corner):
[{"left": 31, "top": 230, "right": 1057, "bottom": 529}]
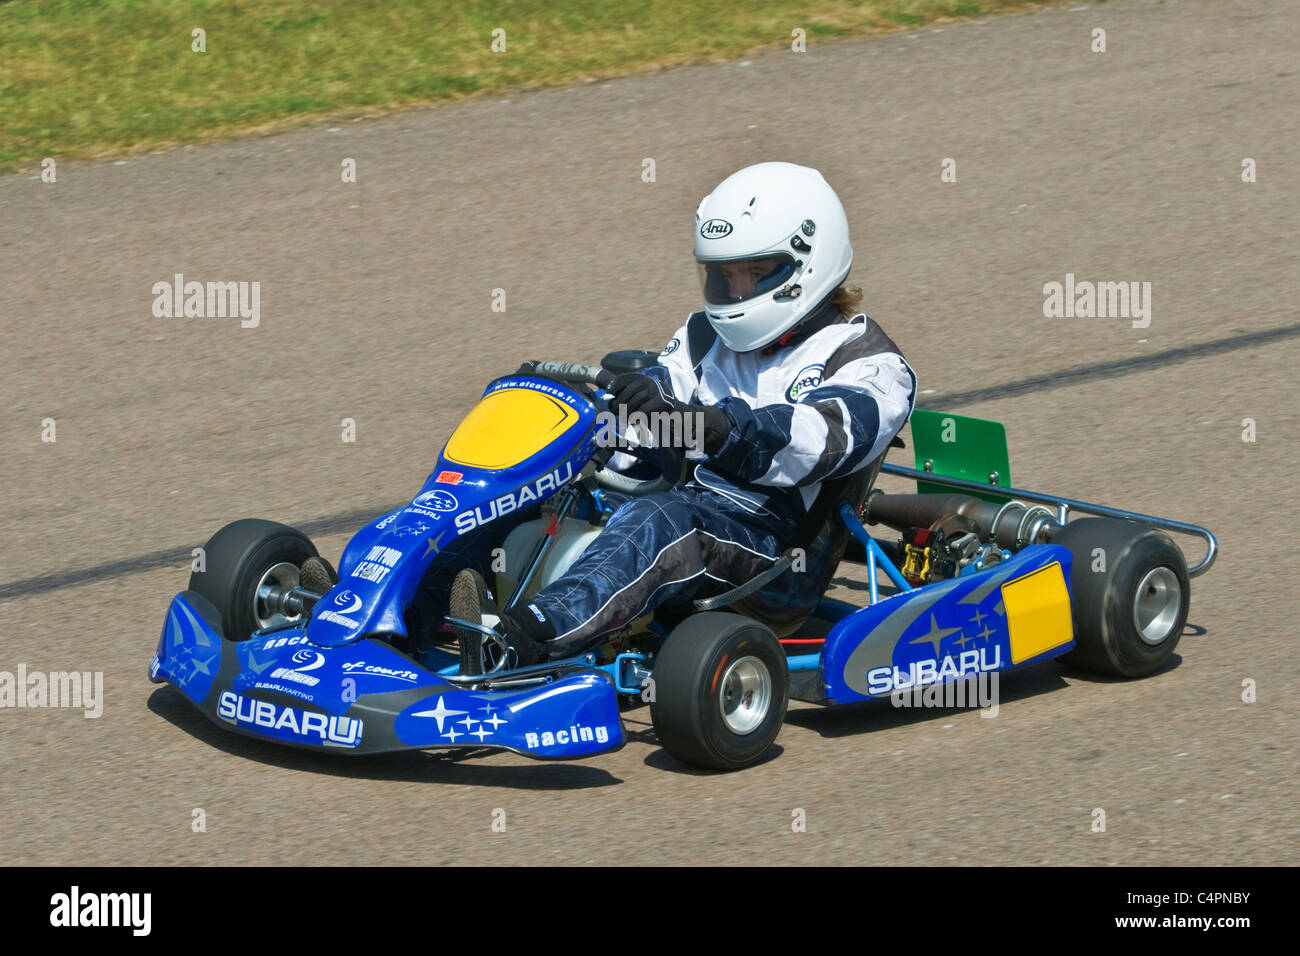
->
[
  {"left": 189, "top": 519, "right": 319, "bottom": 642},
  {"left": 650, "top": 612, "right": 788, "bottom": 771},
  {"left": 1052, "top": 518, "right": 1190, "bottom": 677}
]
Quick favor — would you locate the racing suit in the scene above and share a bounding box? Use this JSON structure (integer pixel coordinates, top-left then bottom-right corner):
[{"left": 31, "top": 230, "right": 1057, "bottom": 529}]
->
[{"left": 515, "top": 302, "right": 918, "bottom": 657}]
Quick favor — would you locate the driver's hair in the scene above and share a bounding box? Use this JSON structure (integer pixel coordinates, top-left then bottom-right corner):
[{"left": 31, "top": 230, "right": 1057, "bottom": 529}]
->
[{"left": 828, "top": 284, "right": 864, "bottom": 318}]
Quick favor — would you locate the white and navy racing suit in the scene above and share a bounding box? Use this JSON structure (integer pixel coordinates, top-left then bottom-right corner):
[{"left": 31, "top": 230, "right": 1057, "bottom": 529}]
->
[{"left": 516, "top": 303, "right": 918, "bottom": 657}]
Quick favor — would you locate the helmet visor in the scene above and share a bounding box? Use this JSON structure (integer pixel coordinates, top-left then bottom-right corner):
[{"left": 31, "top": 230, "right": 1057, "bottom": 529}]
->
[{"left": 698, "top": 254, "right": 798, "bottom": 307}]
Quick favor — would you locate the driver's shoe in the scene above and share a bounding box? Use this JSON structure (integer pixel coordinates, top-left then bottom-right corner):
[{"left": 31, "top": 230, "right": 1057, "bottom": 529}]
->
[
  {"left": 451, "top": 569, "right": 499, "bottom": 676},
  {"left": 299, "top": 556, "right": 338, "bottom": 594},
  {"left": 496, "top": 608, "right": 554, "bottom": 669}
]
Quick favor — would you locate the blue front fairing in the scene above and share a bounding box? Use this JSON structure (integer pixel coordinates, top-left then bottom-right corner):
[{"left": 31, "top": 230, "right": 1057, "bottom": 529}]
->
[
  {"left": 306, "top": 376, "right": 601, "bottom": 648},
  {"left": 149, "top": 592, "right": 625, "bottom": 758},
  {"left": 234, "top": 630, "right": 443, "bottom": 715},
  {"left": 392, "top": 673, "right": 623, "bottom": 756}
]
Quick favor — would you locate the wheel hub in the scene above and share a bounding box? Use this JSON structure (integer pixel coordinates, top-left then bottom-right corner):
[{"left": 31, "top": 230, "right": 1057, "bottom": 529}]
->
[
  {"left": 254, "top": 562, "right": 303, "bottom": 630},
  {"left": 1133, "top": 566, "right": 1181, "bottom": 645},
  {"left": 718, "top": 655, "right": 772, "bottom": 735}
]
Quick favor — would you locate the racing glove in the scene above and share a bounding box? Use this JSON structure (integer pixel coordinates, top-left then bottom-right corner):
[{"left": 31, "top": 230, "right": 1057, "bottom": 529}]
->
[{"left": 607, "top": 372, "right": 731, "bottom": 456}]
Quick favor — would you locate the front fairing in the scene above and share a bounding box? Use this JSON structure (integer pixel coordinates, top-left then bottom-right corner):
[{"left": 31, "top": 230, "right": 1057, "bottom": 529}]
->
[
  {"left": 149, "top": 591, "right": 625, "bottom": 758},
  {"left": 306, "top": 376, "right": 601, "bottom": 647}
]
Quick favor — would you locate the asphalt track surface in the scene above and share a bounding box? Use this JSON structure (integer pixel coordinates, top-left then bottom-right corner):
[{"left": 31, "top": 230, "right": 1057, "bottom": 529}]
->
[{"left": 2, "top": 0, "right": 1297, "bottom": 866}]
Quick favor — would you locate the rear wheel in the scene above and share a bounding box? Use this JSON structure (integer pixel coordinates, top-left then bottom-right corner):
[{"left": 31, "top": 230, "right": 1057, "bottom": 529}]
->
[
  {"left": 650, "top": 613, "right": 788, "bottom": 771},
  {"left": 1052, "top": 518, "right": 1190, "bottom": 677},
  {"left": 189, "top": 519, "right": 320, "bottom": 642}
]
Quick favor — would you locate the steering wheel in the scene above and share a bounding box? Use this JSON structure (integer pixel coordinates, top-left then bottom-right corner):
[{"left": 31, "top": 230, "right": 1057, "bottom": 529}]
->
[{"left": 518, "top": 360, "right": 674, "bottom": 496}]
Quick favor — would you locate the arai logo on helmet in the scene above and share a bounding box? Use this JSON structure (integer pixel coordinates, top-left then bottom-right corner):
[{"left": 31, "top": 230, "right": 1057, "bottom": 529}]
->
[
  {"left": 786, "top": 363, "right": 825, "bottom": 402},
  {"left": 699, "top": 218, "right": 733, "bottom": 239},
  {"left": 413, "top": 489, "right": 458, "bottom": 512}
]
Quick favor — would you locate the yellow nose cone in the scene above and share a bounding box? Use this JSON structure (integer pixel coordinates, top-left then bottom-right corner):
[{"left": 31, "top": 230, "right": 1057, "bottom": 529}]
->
[{"left": 443, "top": 388, "right": 581, "bottom": 470}]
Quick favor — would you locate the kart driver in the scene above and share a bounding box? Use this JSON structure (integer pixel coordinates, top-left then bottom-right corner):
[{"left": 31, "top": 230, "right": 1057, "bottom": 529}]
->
[{"left": 441, "top": 162, "right": 917, "bottom": 671}]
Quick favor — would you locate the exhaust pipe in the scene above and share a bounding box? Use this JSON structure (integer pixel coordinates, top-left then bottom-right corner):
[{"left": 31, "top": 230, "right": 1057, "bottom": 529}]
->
[{"left": 863, "top": 492, "right": 1062, "bottom": 552}]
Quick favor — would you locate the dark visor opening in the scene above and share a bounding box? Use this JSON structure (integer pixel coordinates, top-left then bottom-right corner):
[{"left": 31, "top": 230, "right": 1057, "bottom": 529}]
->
[{"left": 699, "top": 254, "right": 797, "bottom": 306}]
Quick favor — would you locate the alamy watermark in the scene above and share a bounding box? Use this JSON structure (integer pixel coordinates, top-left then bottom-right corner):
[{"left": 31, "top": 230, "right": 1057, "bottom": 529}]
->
[
  {"left": 594, "top": 406, "right": 708, "bottom": 452},
  {"left": 152, "top": 274, "right": 260, "bottom": 328},
  {"left": 1043, "top": 273, "right": 1151, "bottom": 328},
  {"left": 50, "top": 886, "right": 150, "bottom": 935},
  {"left": 891, "top": 671, "right": 1000, "bottom": 717},
  {"left": 1, "top": 665, "right": 102, "bottom": 717}
]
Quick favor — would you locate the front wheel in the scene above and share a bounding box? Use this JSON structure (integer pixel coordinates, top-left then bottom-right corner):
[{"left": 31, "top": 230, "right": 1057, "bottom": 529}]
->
[
  {"left": 649, "top": 612, "right": 788, "bottom": 771},
  {"left": 188, "top": 519, "right": 320, "bottom": 642}
]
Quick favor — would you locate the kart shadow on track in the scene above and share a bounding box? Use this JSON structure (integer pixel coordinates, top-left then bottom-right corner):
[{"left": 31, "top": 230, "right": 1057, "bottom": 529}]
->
[
  {"left": 641, "top": 744, "right": 786, "bottom": 775},
  {"left": 145, "top": 687, "right": 622, "bottom": 790},
  {"left": 1053, "top": 622, "right": 1201, "bottom": 685},
  {"left": 1056, "top": 650, "right": 1187, "bottom": 684},
  {"left": 781, "top": 652, "right": 1184, "bottom": 741},
  {"left": 611, "top": 707, "right": 789, "bottom": 774}
]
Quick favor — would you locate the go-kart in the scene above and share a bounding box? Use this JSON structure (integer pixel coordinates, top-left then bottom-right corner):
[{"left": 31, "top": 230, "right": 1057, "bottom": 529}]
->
[{"left": 148, "top": 355, "right": 1218, "bottom": 771}]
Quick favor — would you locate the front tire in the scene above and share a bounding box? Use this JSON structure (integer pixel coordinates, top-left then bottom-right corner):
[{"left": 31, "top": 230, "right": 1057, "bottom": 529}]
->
[
  {"left": 189, "top": 519, "right": 320, "bottom": 642},
  {"left": 1052, "top": 518, "right": 1190, "bottom": 677},
  {"left": 650, "top": 613, "right": 788, "bottom": 771}
]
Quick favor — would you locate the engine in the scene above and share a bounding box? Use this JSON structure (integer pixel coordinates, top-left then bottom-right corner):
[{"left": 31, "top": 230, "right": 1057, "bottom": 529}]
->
[{"left": 864, "top": 492, "right": 1063, "bottom": 586}]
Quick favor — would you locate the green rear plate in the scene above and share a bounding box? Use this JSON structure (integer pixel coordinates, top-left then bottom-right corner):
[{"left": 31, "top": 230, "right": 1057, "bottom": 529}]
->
[{"left": 910, "top": 408, "right": 1012, "bottom": 504}]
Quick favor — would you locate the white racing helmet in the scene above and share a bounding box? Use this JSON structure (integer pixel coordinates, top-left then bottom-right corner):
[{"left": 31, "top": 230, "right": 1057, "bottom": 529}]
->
[{"left": 694, "top": 162, "right": 853, "bottom": 352}]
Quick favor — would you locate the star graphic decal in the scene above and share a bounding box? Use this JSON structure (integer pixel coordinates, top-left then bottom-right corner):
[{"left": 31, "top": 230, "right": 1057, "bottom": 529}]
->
[
  {"left": 171, "top": 648, "right": 196, "bottom": 685},
  {"left": 969, "top": 608, "right": 988, "bottom": 629},
  {"left": 164, "top": 613, "right": 221, "bottom": 687},
  {"left": 483, "top": 713, "right": 506, "bottom": 730},
  {"left": 976, "top": 624, "right": 997, "bottom": 643},
  {"left": 909, "top": 613, "right": 963, "bottom": 656},
  {"left": 470, "top": 726, "right": 493, "bottom": 742},
  {"left": 410, "top": 696, "right": 466, "bottom": 733},
  {"left": 457, "top": 715, "right": 478, "bottom": 730},
  {"left": 443, "top": 727, "right": 462, "bottom": 742},
  {"left": 245, "top": 649, "right": 275, "bottom": 675}
]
